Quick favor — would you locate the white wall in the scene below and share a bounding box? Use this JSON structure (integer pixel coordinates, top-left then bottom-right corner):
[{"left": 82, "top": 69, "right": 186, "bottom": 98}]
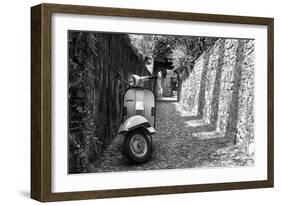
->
[{"left": 0, "top": 0, "right": 279, "bottom": 205}]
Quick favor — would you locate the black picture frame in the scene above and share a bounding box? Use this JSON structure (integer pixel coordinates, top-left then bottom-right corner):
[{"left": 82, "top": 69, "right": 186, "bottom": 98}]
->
[{"left": 31, "top": 3, "right": 274, "bottom": 202}]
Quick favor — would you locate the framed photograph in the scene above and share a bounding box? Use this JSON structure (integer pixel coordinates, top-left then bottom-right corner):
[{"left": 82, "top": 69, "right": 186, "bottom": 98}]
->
[{"left": 31, "top": 3, "right": 274, "bottom": 202}]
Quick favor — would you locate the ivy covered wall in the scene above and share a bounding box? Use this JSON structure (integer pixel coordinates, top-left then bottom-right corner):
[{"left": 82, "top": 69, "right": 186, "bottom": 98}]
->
[{"left": 68, "top": 31, "right": 149, "bottom": 173}]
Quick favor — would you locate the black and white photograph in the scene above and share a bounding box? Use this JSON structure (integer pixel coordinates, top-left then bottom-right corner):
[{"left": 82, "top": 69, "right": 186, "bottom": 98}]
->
[
  {"left": 68, "top": 30, "right": 255, "bottom": 174},
  {"left": 28, "top": 2, "right": 275, "bottom": 202}
]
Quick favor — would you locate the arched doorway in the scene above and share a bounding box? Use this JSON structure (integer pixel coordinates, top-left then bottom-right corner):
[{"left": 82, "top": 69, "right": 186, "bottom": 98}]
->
[{"left": 156, "top": 70, "right": 179, "bottom": 101}]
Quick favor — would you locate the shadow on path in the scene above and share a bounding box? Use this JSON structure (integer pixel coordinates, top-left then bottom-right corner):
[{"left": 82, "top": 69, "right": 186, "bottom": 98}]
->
[{"left": 88, "top": 101, "right": 251, "bottom": 173}]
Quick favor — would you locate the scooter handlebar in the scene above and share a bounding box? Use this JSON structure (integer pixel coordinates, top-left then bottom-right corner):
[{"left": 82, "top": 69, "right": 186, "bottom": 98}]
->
[
  {"left": 139, "top": 75, "right": 158, "bottom": 81},
  {"left": 116, "top": 73, "right": 158, "bottom": 87},
  {"left": 147, "top": 75, "right": 158, "bottom": 79}
]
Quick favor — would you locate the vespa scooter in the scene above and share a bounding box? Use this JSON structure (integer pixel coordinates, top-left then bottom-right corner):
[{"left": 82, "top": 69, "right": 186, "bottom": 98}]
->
[{"left": 116, "top": 73, "right": 158, "bottom": 164}]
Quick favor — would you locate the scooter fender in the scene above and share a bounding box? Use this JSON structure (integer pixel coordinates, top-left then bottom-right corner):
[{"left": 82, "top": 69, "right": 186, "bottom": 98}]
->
[{"left": 118, "top": 115, "right": 155, "bottom": 134}]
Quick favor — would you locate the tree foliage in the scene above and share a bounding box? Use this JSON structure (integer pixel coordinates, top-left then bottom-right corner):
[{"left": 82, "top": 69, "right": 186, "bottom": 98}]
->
[
  {"left": 152, "top": 36, "right": 173, "bottom": 62},
  {"left": 68, "top": 32, "right": 101, "bottom": 173},
  {"left": 129, "top": 34, "right": 217, "bottom": 78},
  {"left": 129, "top": 34, "right": 156, "bottom": 58},
  {"left": 152, "top": 35, "right": 217, "bottom": 77}
]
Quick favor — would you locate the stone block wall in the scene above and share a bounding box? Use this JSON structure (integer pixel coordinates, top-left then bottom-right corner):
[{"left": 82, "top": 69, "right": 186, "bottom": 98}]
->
[
  {"left": 235, "top": 40, "right": 255, "bottom": 151},
  {"left": 215, "top": 39, "right": 240, "bottom": 134},
  {"left": 179, "top": 51, "right": 205, "bottom": 116},
  {"left": 181, "top": 38, "right": 255, "bottom": 154},
  {"left": 201, "top": 39, "right": 225, "bottom": 125}
]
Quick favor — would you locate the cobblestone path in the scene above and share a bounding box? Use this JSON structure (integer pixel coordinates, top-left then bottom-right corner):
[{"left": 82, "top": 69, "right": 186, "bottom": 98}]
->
[{"left": 88, "top": 101, "right": 253, "bottom": 173}]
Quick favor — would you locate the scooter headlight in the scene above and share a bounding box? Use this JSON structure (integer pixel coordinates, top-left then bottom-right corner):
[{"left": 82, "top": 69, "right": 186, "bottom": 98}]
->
[
  {"left": 128, "top": 75, "right": 135, "bottom": 86},
  {"left": 128, "top": 74, "right": 141, "bottom": 86}
]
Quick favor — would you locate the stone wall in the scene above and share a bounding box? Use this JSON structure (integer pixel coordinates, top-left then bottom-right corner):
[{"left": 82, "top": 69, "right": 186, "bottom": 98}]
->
[
  {"left": 68, "top": 31, "right": 149, "bottom": 173},
  {"left": 215, "top": 39, "right": 241, "bottom": 134},
  {"left": 179, "top": 52, "right": 205, "bottom": 116},
  {"left": 234, "top": 40, "right": 255, "bottom": 152},
  {"left": 181, "top": 38, "right": 255, "bottom": 154},
  {"left": 201, "top": 40, "right": 224, "bottom": 125}
]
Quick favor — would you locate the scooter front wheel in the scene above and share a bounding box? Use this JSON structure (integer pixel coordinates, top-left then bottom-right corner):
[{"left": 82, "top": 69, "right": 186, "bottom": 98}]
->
[{"left": 123, "top": 130, "right": 152, "bottom": 164}]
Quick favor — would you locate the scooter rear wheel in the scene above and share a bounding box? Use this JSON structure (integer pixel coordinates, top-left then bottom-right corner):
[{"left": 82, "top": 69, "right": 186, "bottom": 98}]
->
[{"left": 123, "top": 130, "right": 152, "bottom": 164}]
